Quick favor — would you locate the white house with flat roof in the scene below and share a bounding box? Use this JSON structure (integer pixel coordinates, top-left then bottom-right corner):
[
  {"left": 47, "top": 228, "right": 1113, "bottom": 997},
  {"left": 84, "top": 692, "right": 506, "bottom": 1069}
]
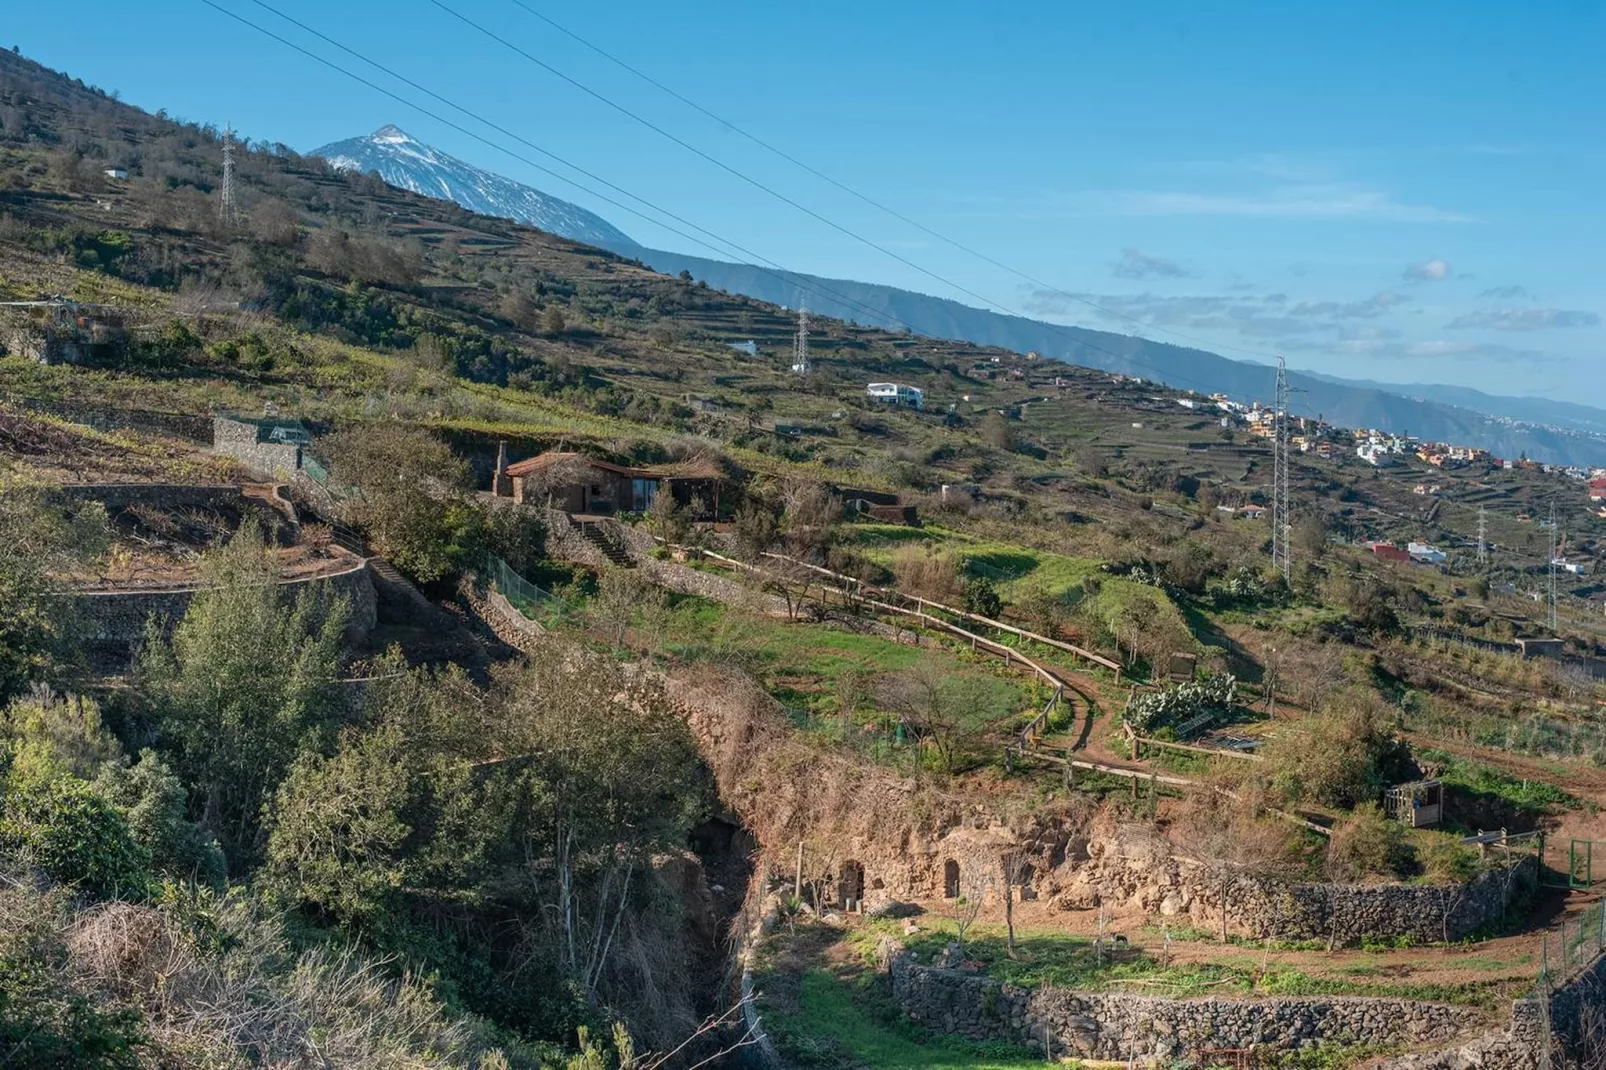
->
[{"left": 866, "top": 382, "right": 924, "bottom": 410}]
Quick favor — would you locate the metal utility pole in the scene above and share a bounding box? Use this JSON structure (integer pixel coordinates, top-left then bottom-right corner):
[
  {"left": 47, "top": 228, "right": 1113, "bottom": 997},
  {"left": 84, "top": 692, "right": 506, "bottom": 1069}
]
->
[
  {"left": 1477, "top": 505, "right": 1488, "bottom": 567},
  {"left": 1271, "top": 355, "right": 1292, "bottom": 581},
  {"left": 791, "top": 300, "right": 810, "bottom": 375},
  {"left": 219, "top": 123, "right": 239, "bottom": 227}
]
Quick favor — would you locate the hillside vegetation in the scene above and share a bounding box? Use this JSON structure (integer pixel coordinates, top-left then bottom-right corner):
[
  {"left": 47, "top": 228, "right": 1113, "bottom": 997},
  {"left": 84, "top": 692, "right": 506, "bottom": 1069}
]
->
[{"left": 3, "top": 46, "right": 1606, "bottom": 1070}]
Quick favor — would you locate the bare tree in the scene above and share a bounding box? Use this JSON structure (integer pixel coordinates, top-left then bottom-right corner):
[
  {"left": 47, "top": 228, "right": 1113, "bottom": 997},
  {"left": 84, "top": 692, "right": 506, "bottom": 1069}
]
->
[
  {"left": 1000, "top": 850, "right": 1031, "bottom": 957},
  {"left": 950, "top": 865, "right": 992, "bottom": 962},
  {"left": 525, "top": 453, "right": 596, "bottom": 511},
  {"left": 1174, "top": 797, "right": 1297, "bottom": 943}
]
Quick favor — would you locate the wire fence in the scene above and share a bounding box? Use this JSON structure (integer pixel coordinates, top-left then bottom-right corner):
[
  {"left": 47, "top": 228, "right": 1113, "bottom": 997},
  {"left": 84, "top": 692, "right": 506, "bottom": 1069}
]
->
[
  {"left": 482, "top": 553, "right": 571, "bottom": 627},
  {"left": 300, "top": 453, "right": 329, "bottom": 486},
  {"left": 1538, "top": 898, "right": 1606, "bottom": 993}
]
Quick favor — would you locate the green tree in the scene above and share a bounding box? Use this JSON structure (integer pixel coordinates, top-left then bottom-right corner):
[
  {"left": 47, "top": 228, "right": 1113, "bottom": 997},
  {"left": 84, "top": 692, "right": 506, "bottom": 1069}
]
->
[
  {"left": 94, "top": 753, "right": 226, "bottom": 889},
  {"left": 138, "top": 524, "right": 348, "bottom": 867},
  {"left": 265, "top": 657, "right": 494, "bottom": 926},
  {"left": 961, "top": 576, "right": 1003, "bottom": 619},
  {"left": 325, "top": 423, "right": 481, "bottom": 583},
  {"left": 0, "top": 482, "right": 110, "bottom": 701},
  {"left": 493, "top": 647, "right": 704, "bottom": 1006},
  {"left": 0, "top": 772, "right": 151, "bottom": 900}
]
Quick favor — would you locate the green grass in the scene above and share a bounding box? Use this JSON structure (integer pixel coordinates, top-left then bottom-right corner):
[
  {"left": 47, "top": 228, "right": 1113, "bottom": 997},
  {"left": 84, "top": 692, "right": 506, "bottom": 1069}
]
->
[
  {"left": 1419, "top": 749, "right": 1582, "bottom": 814},
  {"left": 764, "top": 969, "right": 1048, "bottom": 1070},
  {"left": 655, "top": 596, "right": 1029, "bottom": 733},
  {"left": 849, "top": 919, "right": 1514, "bottom": 1008}
]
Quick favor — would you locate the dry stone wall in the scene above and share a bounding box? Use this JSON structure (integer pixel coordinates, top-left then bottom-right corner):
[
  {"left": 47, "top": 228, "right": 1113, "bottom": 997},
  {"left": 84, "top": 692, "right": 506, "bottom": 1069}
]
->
[
  {"left": 1379, "top": 949, "right": 1606, "bottom": 1069},
  {"left": 1063, "top": 824, "right": 1537, "bottom": 947},
  {"left": 73, "top": 559, "right": 377, "bottom": 652},
  {"left": 890, "top": 953, "right": 1486, "bottom": 1062}
]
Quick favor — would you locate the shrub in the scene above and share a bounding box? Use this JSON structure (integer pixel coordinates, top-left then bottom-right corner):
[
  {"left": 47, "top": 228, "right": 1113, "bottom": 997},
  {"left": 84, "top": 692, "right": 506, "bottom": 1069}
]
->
[
  {"left": 0, "top": 774, "right": 152, "bottom": 900},
  {"left": 1263, "top": 691, "right": 1411, "bottom": 809},
  {"left": 889, "top": 545, "right": 961, "bottom": 601},
  {"left": 1325, "top": 803, "right": 1411, "bottom": 882},
  {"left": 961, "top": 576, "right": 1003, "bottom": 619},
  {"left": 1124, "top": 673, "right": 1236, "bottom": 734}
]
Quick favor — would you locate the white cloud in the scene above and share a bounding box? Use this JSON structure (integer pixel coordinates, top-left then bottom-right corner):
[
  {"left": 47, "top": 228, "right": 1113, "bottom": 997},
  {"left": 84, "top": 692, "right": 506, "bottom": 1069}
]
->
[
  {"left": 1100, "top": 187, "right": 1474, "bottom": 223},
  {"left": 1447, "top": 308, "right": 1600, "bottom": 331},
  {"left": 1403, "top": 258, "right": 1452, "bottom": 281},
  {"left": 1111, "top": 248, "right": 1191, "bottom": 279},
  {"left": 1408, "top": 340, "right": 1477, "bottom": 356}
]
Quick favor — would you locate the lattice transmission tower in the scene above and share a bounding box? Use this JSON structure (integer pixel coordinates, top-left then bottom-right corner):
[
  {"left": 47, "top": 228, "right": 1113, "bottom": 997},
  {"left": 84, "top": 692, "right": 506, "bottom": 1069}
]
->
[
  {"left": 791, "top": 300, "right": 810, "bottom": 375},
  {"left": 1477, "top": 505, "right": 1488, "bottom": 566},
  {"left": 1271, "top": 355, "right": 1292, "bottom": 581},
  {"left": 219, "top": 124, "right": 239, "bottom": 227}
]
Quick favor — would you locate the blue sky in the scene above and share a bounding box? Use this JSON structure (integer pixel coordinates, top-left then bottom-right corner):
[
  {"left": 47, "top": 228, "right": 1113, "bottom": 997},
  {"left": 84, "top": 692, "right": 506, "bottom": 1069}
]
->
[{"left": 8, "top": 1, "right": 1603, "bottom": 400}]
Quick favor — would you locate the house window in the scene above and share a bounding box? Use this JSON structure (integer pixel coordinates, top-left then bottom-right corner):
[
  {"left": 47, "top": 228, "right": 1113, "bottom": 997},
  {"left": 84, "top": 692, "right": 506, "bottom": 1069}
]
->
[{"left": 632, "top": 478, "right": 658, "bottom": 511}]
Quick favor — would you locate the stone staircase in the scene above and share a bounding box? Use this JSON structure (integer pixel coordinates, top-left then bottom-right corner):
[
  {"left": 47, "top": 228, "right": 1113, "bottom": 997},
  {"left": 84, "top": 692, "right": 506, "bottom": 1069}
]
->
[{"left": 576, "top": 519, "right": 634, "bottom": 567}]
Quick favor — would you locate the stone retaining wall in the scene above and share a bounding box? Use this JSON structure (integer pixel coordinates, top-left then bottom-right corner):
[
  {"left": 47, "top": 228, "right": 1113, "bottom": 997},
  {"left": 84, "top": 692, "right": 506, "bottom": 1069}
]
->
[
  {"left": 890, "top": 954, "right": 1487, "bottom": 1063},
  {"left": 59, "top": 483, "right": 295, "bottom": 545},
  {"left": 1068, "top": 827, "right": 1538, "bottom": 948},
  {"left": 72, "top": 558, "right": 376, "bottom": 651},
  {"left": 1379, "top": 948, "right": 1606, "bottom": 1068}
]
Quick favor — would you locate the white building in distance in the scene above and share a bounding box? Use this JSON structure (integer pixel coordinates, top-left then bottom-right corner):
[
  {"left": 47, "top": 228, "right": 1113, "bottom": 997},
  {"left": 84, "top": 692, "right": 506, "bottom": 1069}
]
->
[{"left": 867, "top": 382, "right": 924, "bottom": 410}]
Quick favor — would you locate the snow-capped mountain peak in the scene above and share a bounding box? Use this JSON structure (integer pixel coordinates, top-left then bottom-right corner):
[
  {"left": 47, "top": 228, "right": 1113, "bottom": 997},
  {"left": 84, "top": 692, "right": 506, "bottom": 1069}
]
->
[{"left": 308, "top": 126, "right": 637, "bottom": 251}]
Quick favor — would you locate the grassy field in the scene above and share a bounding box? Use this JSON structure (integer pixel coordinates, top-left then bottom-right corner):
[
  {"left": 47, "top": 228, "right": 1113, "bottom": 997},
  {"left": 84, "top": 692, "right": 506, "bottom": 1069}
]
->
[
  {"left": 765, "top": 969, "right": 1049, "bottom": 1070},
  {"left": 654, "top": 595, "right": 1034, "bottom": 733}
]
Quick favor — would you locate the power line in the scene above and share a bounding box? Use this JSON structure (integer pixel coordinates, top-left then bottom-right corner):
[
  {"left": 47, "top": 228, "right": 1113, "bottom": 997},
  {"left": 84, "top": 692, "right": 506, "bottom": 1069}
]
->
[
  {"left": 497, "top": 0, "right": 1280, "bottom": 364},
  {"left": 218, "top": 0, "right": 1238, "bottom": 400},
  {"left": 424, "top": 0, "right": 1250, "bottom": 398},
  {"left": 212, "top": 0, "right": 923, "bottom": 338}
]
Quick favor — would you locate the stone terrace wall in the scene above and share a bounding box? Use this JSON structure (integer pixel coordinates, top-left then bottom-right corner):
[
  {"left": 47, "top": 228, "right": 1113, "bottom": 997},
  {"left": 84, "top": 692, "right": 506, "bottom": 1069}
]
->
[
  {"left": 890, "top": 954, "right": 1487, "bottom": 1063},
  {"left": 1380, "top": 948, "right": 1606, "bottom": 1069},
  {"left": 1072, "top": 828, "right": 1538, "bottom": 948},
  {"left": 1229, "top": 856, "right": 1538, "bottom": 947},
  {"left": 73, "top": 558, "right": 376, "bottom": 649},
  {"left": 59, "top": 483, "right": 296, "bottom": 545}
]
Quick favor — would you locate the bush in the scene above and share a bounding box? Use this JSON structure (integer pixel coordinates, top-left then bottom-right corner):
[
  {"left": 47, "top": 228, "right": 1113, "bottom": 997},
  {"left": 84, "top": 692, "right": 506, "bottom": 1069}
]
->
[
  {"left": 961, "top": 576, "right": 1003, "bottom": 619},
  {"left": 1272, "top": 700, "right": 1411, "bottom": 810},
  {"left": 1325, "top": 803, "right": 1411, "bottom": 882},
  {"left": 0, "top": 774, "right": 152, "bottom": 900},
  {"left": 1124, "top": 673, "right": 1236, "bottom": 734}
]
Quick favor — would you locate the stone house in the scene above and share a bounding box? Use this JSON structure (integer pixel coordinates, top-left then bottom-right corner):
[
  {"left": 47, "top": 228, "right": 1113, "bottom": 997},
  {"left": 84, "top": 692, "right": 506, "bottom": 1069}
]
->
[{"left": 499, "top": 450, "right": 734, "bottom": 519}]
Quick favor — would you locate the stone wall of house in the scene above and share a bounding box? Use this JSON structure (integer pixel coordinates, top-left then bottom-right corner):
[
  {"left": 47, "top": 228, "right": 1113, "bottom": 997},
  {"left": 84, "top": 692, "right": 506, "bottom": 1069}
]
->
[{"left": 889, "top": 953, "right": 1487, "bottom": 1063}]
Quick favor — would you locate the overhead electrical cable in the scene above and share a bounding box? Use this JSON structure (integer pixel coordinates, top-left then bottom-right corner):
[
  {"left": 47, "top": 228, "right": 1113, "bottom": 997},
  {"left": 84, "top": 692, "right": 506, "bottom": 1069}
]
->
[
  {"left": 426, "top": 0, "right": 1272, "bottom": 395},
  {"left": 499, "top": 0, "right": 1280, "bottom": 363},
  {"left": 207, "top": 0, "right": 929, "bottom": 336},
  {"left": 203, "top": 0, "right": 1244, "bottom": 399}
]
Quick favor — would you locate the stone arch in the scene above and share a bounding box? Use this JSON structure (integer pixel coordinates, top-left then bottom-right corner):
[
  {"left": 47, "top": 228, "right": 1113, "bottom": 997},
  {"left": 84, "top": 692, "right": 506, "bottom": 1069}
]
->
[
  {"left": 943, "top": 859, "right": 960, "bottom": 899},
  {"left": 838, "top": 859, "right": 865, "bottom": 910}
]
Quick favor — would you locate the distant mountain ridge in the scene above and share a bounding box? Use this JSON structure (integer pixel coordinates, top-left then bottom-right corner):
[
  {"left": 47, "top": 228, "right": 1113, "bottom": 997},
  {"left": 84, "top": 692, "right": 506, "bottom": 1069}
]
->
[
  {"left": 312, "top": 126, "right": 637, "bottom": 250},
  {"left": 308, "top": 127, "right": 1606, "bottom": 466}
]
